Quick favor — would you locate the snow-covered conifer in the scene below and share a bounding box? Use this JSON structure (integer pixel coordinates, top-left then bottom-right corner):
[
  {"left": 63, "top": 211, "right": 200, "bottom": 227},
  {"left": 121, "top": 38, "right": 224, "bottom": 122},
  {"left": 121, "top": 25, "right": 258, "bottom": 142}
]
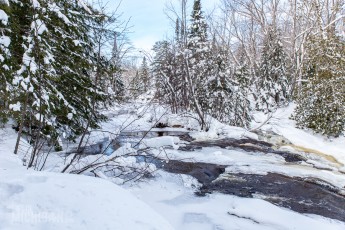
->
[
  {"left": 257, "top": 26, "right": 290, "bottom": 113},
  {"left": 232, "top": 57, "right": 252, "bottom": 128},
  {"left": 152, "top": 40, "right": 178, "bottom": 110},
  {"left": 139, "top": 56, "right": 150, "bottom": 92},
  {"left": 293, "top": 34, "right": 345, "bottom": 137},
  {"left": 207, "top": 48, "right": 233, "bottom": 123},
  {"left": 185, "top": 0, "right": 212, "bottom": 129},
  {"left": 0, "top": 1, "right": 10, "bottom": 124},
  {"left": 7, "top": 0, "right": 105, "bottom": 156}
]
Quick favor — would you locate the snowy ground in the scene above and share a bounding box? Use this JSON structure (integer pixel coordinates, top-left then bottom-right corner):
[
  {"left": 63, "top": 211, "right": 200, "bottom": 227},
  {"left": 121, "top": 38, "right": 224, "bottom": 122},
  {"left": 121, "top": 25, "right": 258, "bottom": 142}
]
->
[
  {"left": 1, "top": 102, "right": 345, "bottom": 229},
  {"left": 0, "top": 130, "right": 173, "bottom": 230}
]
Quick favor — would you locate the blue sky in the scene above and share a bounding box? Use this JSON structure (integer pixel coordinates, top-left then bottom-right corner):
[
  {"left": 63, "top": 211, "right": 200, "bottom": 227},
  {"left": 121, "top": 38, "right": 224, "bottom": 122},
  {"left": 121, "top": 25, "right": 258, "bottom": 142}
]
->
[{"left": 107, "top": 0, "right": 219, "bottom": 54}]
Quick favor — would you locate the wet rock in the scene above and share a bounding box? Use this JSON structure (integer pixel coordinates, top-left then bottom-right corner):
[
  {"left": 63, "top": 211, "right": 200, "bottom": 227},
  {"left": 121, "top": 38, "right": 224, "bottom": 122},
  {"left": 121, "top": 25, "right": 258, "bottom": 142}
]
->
[
  {"left": 155, "top": 122, "right": 168, "bottom": 128},
  {"left": 178, "top": 133, "right": 195, "bottom": 142},
  {"left": 193, "top": 138, "right": 273, "bottom": 149},
  {"left": 203, "top": 173, "right": 345, "bottom": 221},
  {"left": 178, "top": 144, "right": 202, "bottom": 151},
  {"left": 160, "top": 159, "right": 345, "bottom": 222},
  {"left": 162, "top": 160, "right": 226, "bottom": 184},
  {"left": 199, "top": 173, "right": 345, "bottom": 222}
]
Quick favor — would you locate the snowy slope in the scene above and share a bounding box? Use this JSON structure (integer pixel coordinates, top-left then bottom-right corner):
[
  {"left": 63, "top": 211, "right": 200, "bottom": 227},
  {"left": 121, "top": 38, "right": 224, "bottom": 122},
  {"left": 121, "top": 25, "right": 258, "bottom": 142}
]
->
[{"left": 0, "top": 129, "right": 173, "bottom": 230}]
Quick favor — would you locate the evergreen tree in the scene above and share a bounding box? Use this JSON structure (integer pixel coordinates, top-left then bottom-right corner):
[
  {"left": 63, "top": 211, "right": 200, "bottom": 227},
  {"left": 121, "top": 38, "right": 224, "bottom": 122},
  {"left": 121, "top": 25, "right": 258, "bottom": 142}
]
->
[
  {"left": 6, "top": 0, "right": 106, "bottom": 156},
  {"left": 153, "top": 41, "right": 175, "bottom": 108},
  {"left": 110, "top": 33, "right": 125, "bottom": 101},
  {"left": 293, "top": 35, "right": 345, "bottom": 136},
  {"left": 131, "top": 70, "right": 142, "bottom": 98},
  {"left": 207, "top": 48, "right": 233, "bottom": 123},
  {"left": 130, "top": 57, "right": 150, "bottom": 98},
  {"left": 46, "top": 0, "right": 106, "bottom": 138},
  {"left": 257, "top": 26, "right": 290, "bottom": 113},
  {"left": 110, "top": 65, "right": 125, "bottom": 101},
  {"left": 208, "top": 45, "right": 252, "bottom": 128},
  {"left": 9, "top": 0, "right": 60, "bottom": 152},
  {"left": 185, "top": 0, "right": 212, "bottom": 129},
  {"left": 232, "top": 61, "right": 252, "bottom": 128},
  {"left": 139, "top": 56, "right": 150, "bottom": 92},
  {"left": 188, "top": 0, "right": 207, "bottom": 42},
  {"left": 153, "top": 39, "right": 187, "bottom": 112},
  {"left": 0, "top": 1, "right": 10, "bottom": 124}
]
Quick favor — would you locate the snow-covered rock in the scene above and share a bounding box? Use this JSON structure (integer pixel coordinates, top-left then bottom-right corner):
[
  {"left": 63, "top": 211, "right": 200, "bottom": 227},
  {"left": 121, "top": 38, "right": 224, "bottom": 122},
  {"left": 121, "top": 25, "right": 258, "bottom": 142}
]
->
[{"left": 140, "top": 136, "right": 180, "bottom": 150}]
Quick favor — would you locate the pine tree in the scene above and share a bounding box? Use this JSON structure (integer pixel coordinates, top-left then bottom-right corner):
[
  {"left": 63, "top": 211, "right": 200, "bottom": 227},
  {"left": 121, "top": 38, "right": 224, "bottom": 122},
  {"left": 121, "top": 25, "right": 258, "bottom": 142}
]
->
[
  {"left": 110, "top": 65, "right": 125, "bottom": 101},
  {"left": 185, "top": 0, "right": 212, "bottom": 129},
  {"left": 257, "top": 26, "right": 290, "bottom": 113},
  {"left": 188, "top": 0, "right": 207, "bottom": 42},
  {"left": 110, "top": 33, "right": 125, "bottom": 101},
  {"left": 0, "top": 1, "right": 10, "bottom": 124},
  {"left": 131, "top": 70, "right": 142, "bottom": 98},
  {"left": 152, "top": 41, "right": 176, "bottom": 109},
  {"left": 139, "top": 56, "right": 150, "bottom": 92},
  {"left": 293, "top": 35, "right": 345, "bottom": 137},
  {"left": 207, "top": 48, "right": 233, "bottom": 123},
  {"left": 9, "top": 0, "right": 60, "bottom": 153},
  {"left": 232, "top": 61, "right": 252, "bottom": 128},
  {"left": 6, "top": 0, "right": 106, "bottom": 156},
  {"left": 130, "top": 57, "right": 150, "bottom": 98},
  {"left": 153, "top": 0, "right": 254, "bottom": 129},
  {"left": 47, "top": 0, "right": 106, "bottom": 138},
  {"left": 208, "top": 45, "right": 252, "bottom": 128}
]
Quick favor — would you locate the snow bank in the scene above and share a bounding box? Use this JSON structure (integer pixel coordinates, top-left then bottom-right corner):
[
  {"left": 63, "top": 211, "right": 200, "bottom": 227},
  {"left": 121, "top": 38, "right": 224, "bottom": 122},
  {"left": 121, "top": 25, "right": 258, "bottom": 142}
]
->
[
  {"left": 0, "top": 134, "right": 173, "bottom": 230},
  {"left": 0, "top": 170, "right": 173, "bottom": 230}
]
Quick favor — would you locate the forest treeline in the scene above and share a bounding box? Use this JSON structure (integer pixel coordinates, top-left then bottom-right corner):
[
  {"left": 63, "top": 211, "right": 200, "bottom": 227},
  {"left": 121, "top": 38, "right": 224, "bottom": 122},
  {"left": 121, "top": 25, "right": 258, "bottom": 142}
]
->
[{"left": 152, "top": 0, "right": 345, "bottom": 136}]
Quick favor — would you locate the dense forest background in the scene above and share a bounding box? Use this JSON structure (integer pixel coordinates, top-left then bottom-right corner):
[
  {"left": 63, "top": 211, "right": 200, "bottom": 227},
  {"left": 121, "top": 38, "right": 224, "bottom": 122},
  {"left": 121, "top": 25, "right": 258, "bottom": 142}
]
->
[{"left": 151, "top": 0, "right": 345, "bottom": 136}]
